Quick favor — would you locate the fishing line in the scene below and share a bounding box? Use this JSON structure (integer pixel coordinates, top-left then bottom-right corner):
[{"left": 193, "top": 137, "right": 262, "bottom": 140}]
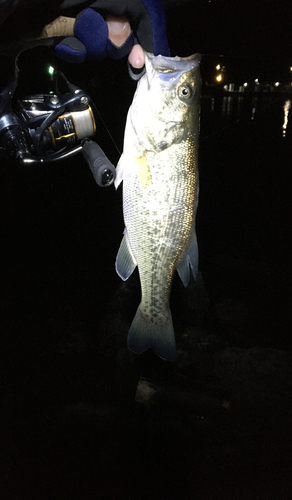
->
[
  {"left": 200, "top": 116, "right": 243, "bottom": 142},
  {"left": 91, "top": 99, "right": 122, "bottom": 156}
]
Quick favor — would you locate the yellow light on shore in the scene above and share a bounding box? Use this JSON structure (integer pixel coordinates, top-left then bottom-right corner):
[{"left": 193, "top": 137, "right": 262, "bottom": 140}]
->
[
  {"left": 216, "top": 64, "right": 221, "bottom": 70},
  {"left": 216, "top": 74, "right": 222, "bottom": 82}
]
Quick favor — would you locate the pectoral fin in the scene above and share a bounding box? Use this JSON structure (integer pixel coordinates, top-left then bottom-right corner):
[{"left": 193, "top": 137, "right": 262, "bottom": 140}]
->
[
  {"left": 114, "top": 153, "right": 126, "bottom": 189},
  {"left": 115, "top": 230, "right": 137, "bottom": 281},
  {"left": 177, "top": 230, "right": 199, "bottom": 287}
]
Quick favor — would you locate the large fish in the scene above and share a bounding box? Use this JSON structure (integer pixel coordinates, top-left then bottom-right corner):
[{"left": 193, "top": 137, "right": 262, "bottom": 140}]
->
[{"left": 114, "top": 51, "right": 201, "bottom": 361}]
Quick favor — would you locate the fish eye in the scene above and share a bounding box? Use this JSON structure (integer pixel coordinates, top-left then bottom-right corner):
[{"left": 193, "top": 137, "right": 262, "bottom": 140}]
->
[{"left": 178, "top": 84, "right": 193, "bottom": 100}]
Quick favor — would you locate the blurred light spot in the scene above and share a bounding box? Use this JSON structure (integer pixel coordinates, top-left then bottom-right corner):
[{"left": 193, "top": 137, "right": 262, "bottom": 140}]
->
[{"left": 283, "top": 99, "right": 291, "bottom": 137}]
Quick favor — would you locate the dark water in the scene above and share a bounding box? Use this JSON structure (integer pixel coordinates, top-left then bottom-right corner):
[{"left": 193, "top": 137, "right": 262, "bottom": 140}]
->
[
  {"left": 0, "top": 48, "right": 291, "bottom": 499},
  {"left": 199, "top": 91, "right": 292, "bottom": 262}
]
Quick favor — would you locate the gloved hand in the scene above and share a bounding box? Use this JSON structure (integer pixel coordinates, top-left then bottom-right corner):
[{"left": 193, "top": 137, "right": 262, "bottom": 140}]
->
[{"left": 55, "top": 0, "right": 170, "bottom": 65}]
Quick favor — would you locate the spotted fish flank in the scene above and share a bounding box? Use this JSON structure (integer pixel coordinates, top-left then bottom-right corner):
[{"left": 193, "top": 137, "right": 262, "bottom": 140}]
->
[{"left": 115, "top": 51, "right": 201, "bottom": 361}]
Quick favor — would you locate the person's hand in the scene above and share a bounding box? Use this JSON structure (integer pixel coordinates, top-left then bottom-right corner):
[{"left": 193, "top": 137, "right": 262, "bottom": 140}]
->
[
  {"left": 42, "top": 12, "right": 146, "bottom": 68},
  {"left": 106, "top": 16, "right": 145, "bottom": 69},
  {"left": 54, "top": 0, "right": 169, "bottom": 70}
]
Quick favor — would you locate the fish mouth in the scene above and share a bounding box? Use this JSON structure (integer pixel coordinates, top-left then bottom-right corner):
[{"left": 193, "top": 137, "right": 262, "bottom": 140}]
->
[
  {"left": 145, "top": 52, "right": 201, "bottom": 88},
  {"left": 146, "top": 52, "right": 201, "bottom": 72},
  {"left": 146, "top": 52, "right": 202, "bottom": 72}
]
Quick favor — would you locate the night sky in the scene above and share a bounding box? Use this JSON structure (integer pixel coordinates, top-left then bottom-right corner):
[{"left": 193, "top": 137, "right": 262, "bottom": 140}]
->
[
  {"left": 164, "top": 0, "right": 292, "bottom": 83},
  {"left": 0, "top": 0, "right": 290, "bottom": 84}
]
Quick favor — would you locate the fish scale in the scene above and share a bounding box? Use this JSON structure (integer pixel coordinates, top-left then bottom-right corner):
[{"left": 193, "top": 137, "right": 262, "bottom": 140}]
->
[{"left": 115, "top": 52, "right": 201, "bottom": 361}]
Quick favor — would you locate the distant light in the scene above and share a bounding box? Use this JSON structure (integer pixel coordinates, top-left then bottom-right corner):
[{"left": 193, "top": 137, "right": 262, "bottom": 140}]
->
[
  {"left": 290, "top": 67, "right": 292, "bottom": 72},
  {"left": 243, "top": 82, "right": 248, "bottom": 87},
  {"left": 48, "top": 65, "right": 55, "bottom": 76},
  {"left": 216, "top": 74, "right": 222, "bottom": 82},
  {"left": 283, "top": 100, "right": 291, "bottom": 138},
  {"left": 255, "top": 78, "right": 259, "bottom": 83},
  {"left": 275, "top": 82, "right": 280, "bottom": 87},
  {"left": 216, "top": 64, "right": 221, "bottom": 70}
]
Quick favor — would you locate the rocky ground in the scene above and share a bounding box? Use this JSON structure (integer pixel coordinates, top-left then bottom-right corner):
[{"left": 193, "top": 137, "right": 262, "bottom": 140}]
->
[{"left": 0, "top": 251, "right": 291, "bottom": 499}]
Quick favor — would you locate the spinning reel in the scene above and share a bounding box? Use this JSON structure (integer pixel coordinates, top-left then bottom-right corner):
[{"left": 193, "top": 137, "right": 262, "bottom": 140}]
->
[{"left": 0, "top": 39, "right": 116, "bottom": 187}]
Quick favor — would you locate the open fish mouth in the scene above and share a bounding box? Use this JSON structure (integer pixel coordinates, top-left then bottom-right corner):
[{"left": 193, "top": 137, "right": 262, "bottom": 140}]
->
[
  {"left": 147, "top": 52, "right": 201, "bottom": 70},
  {"left": 145, "top": 52, "right": 201, "bottom": 87}
]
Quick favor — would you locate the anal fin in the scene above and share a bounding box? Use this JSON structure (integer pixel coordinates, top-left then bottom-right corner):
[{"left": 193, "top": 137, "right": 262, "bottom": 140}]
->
[{"left": 177, "top": 230, "right": 199, "bottom": 287}]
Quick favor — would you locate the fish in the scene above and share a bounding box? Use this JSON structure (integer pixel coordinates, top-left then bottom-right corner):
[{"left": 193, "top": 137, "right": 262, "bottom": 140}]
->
[{"left": 114, "top": 51, "right": 201, "bottom": 361}]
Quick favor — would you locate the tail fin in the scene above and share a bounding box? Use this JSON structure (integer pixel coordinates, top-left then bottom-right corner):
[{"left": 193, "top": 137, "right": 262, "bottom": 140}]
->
[{"left": 127, "top": 306, "right": 176, "bottom": 362}]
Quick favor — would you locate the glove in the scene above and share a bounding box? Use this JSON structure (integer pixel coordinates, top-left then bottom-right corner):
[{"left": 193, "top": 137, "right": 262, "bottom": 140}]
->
[
  {"left": 56, "top": 0, "right": 169, "bottom": 64},
  {"left": 56, "top": 8, "right": 134, "bottom": 63}
]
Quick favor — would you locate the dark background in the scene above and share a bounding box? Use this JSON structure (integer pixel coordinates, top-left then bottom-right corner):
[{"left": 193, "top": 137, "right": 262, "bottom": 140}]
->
[{"left": 0, "top": 1, "right": 292, "bottom": 498}]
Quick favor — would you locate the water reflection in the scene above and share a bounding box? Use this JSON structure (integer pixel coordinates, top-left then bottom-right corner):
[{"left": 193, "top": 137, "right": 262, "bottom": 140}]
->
[
  {"left": 222, "top": 96, "right": 231, "bottom": 117},
  {"left": 237, "top": 96, "right": 244, "bottom": 115},
  {"left": 251, "top": 97, "right": 258, "bottom": 120},
  {"left": 202, "top": 93, "right": 291, "bottom": 137},
  {"left": 221, "top": 95, "right": 244, "bottom": 118},
  {"left": 282, "top": 99, "right": 291, "bottom": 137},
  {"left": 211, "top": 97, "right": 215, "bottom": 111},
  {"left": 221, "top": 95, "right": 260, "bottom": 120}
]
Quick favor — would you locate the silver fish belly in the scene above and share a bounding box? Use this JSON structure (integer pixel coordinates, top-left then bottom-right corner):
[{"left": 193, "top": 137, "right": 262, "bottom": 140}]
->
[{"left": 115, "top": 52, "right": 201, "bottom": 361}]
